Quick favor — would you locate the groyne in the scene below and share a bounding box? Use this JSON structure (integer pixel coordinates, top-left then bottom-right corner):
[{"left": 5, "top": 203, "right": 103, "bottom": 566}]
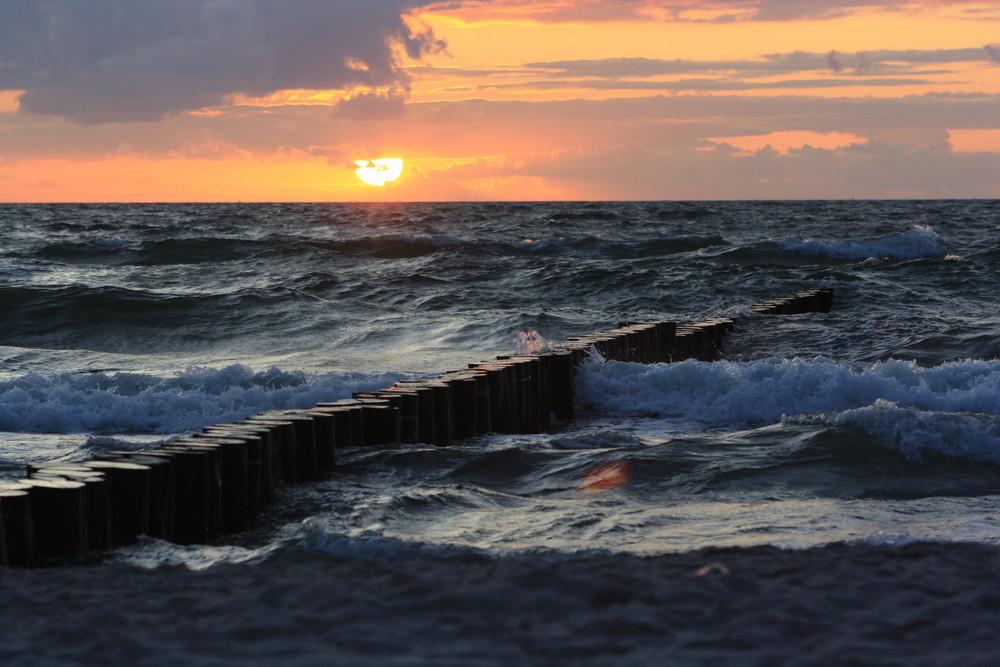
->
[{"left": 0, "top": 288, "right": 832, "bottom": 567}]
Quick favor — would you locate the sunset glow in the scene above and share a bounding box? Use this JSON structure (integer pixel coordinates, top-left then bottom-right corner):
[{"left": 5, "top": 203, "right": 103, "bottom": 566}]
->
[
  {"left": 355, "top": 159, "right": 405, "bottom": 187},
  {"left": 2, "top": 1, "right": 999, "bottom": 201}
]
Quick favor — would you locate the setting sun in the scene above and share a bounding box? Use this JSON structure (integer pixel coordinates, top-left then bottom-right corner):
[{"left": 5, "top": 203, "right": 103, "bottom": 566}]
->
[{"left": 355, "top": 158, "right": 404, "bottom": 186}]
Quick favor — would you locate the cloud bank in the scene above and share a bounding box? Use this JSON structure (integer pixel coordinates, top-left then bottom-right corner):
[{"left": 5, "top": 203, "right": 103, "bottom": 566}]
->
[
  {"left": 423, "top": 0, "right": 996, "bottom": 24},
  {"left": 525, "top": 47, "right": 999, "bottom": 79},
  {"left": 0, "top": 0, "right": 443, "bottom": 124}
]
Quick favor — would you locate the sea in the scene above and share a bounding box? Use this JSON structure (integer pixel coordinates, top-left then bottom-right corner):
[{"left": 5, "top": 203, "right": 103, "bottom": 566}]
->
[
  {"left": 9, "top": 200, "right": 1000, "bottom": 667},
  {"left": 1, "top": 199, "right": 999, "bottom": 566}
]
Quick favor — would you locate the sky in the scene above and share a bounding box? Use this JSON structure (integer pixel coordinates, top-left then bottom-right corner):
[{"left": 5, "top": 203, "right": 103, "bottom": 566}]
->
[{"left": 1, "top": 0, "right": 999, "bottom": 202}]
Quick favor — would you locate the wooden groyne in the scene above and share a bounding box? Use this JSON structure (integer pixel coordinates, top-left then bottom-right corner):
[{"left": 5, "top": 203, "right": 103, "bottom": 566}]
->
[{"left": 0, "top": 288, "right": 832, "bottom": 567}]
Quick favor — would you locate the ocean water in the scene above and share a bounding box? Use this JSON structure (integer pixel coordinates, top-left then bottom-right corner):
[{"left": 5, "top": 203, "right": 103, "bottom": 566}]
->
[{"left": 2, "top": 199, "right": 999, "bottom": 569}]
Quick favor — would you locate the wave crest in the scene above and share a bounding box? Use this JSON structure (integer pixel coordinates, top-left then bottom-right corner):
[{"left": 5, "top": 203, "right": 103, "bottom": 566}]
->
[
  {"left": 0, "top": 365, "right": 406, "bottom": 434},
  {"left": 774, "top": 225, "right": 945, "bottom": 261},
  {"left": 575, "top": 356, "right": 1000, "bottom": 427}
]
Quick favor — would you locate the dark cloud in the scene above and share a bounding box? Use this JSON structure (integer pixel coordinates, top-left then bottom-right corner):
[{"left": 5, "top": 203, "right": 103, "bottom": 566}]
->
[
  {"left": 471, "top": 77, "right": 937, "bottom": 93},
  {"left": 750, "top": 0, "right": 898, "bottom": 22},
  {"left": 524, "top": 47, "right": 996, "bottom": 80},
  {"left": 407, "top": 65, "right": 525, "bottom": 77},
  {"left": 522, "top": 57, "right": 747, "bottom": 78},
  {"left": 333, "top": 91, "right": 409, "bottom": 121},
  {"left": 826, "top": 51, "right": 843, "bottom": 74},
  {"left": 0, "top": 0, "right": 444, "bottom": 124},
  {"left": 426, "top": 1, "right": 921, "bottom": 24}
]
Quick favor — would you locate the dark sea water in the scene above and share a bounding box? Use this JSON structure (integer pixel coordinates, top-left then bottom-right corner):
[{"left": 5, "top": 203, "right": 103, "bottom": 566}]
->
[
  {"left": 2, "top": 200, "right": 1000, "bottom": 564},
  {"left": 6, "top": 200, "right": 1000, "bottom": 663},
  {"left": 0, "top": 201, "right": 1000, "bottom": 665}
]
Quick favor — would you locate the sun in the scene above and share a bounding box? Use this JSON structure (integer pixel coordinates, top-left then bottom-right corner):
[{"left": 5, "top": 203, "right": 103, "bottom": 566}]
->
[{"left": 355, "top": 158, "right": 403, "bottom": 186}]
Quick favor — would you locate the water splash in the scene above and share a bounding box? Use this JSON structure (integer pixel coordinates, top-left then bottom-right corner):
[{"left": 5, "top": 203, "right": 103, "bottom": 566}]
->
[{"left": 513, "top": 330, "right": 556, "bottom": 354}]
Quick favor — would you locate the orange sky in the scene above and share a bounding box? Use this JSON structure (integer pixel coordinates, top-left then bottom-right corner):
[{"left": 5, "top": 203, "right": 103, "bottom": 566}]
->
[{"left": 1, "top": 0, "right": 999, "bottom": 201}]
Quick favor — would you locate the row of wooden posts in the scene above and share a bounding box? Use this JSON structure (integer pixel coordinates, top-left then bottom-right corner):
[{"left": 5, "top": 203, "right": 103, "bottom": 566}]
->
[{"left": 0, "top": 288, "right": 833, "bottom": 567}]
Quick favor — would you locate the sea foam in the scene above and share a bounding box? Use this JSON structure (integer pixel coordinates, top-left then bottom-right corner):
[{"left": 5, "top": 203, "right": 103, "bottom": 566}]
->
[
  {"left": 575, "top": 356, "right": 1000, "bottom": 425},
  {"left": 820, "top": 400, "right": 1000, "bottom": 464},
  {"left": 575, "top": 356, "right": 1000, "bottom": 462},
  {"left": 0, "top": 365, "right": 406, "bottom": 435}
]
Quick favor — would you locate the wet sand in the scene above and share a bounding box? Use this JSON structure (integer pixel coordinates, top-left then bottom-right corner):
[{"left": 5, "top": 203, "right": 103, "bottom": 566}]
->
[{"left": 2, "top": 541, "right": 1000, "bottom": 665}]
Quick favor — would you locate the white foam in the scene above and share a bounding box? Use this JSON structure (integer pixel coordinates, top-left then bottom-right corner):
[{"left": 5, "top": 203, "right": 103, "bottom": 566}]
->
[
  {"left": 0, "top": 364, "right": 406, "bottom": 436},
  {"left": 822, "top": 399, "right": 1000, "bottom": 463},
  {"left": 575, "top": 357, "right": 1000, "bottom": 462},
  {"left": 774, "top": 225, "right": 945, "bottom": 260},
  {"left": 579, "top": 356, "right": 1000, "bottom": 423}
]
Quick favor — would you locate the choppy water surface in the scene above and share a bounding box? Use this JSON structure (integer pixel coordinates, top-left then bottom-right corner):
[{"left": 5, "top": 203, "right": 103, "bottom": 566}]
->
[{"left": 1, "top": 200, "right": 999, "bottom": 567}]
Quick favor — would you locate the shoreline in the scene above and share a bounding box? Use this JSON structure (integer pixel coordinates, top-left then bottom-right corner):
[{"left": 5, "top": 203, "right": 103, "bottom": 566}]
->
[{"left": 3, "top": 540, "right": 999, "bottom": 664}]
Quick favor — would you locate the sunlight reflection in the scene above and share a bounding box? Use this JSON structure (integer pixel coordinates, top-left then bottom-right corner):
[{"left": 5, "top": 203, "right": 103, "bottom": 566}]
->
[{"left": 579, "top": 461, "right": 631, "bottom": 494}]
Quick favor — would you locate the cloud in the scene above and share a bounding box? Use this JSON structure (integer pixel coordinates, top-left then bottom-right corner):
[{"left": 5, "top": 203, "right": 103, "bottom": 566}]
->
[
  {"left": 333, "top": 91, "right": 409, "bottom": 121},
  {"left": 4, "top": 89, "right": 1000, "bottom": 199},
  {"left": 0, "top": 0, "right": 444, "bottom": 124},
  {"left": 437, "top": 137, "right": 1000, "bottom": 200},
  {"left": 750, "top": 0, "right": 898, "bottom": 22},
  {"left": 421, "top": 1, "right": 980, "bottom": 24},
  {"left": 470, "top": 77, "right": 938, "bottom": 93},
  {"left": 5, "top": 91, "right": 998, "bottom": 164},
  {"left": 420, "top": 0, "right": 669, "bottom": 23},
  {"left": 523, "top": 47, "right": 997, "bottom": 80}
]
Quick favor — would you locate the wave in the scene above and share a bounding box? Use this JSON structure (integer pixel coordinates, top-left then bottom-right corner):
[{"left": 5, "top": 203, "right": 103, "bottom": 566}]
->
[
  {"left": 805, "top": 400, "right": 1000, "bottom": 465},
  {"left": 25, "top": 229, "right": 733, "bottom": 269},
  {"left": 32, "top": 237, "right": 276, "bottom": 266},
  {"left": 651, "top": 207, "right": 716, "bottom": 221},
  {"left": 706, "top": 225, "right": 948, "bottom": 265},
  {"left": 545, "top": 209, "right": 619, "bottom": 221},
  {"left": 308, "top": 233, "right": 728, "bottom": 261},
  {"left": 575, "top": 356, "right": 1000, "bottom": 461},
  {"left": 0, "top": 365, "right": 405, "bottom": 434},
  {"left": 773, "top": 225, "right": 946, "bottom": 261},
  {"left": 309, "top": 235, "right": 463, "bottom": 259},
  {"left": 0, "top": 282, "right": 359, "bottom": 348},
  {"left": 505, "top": 234, "right": 728, "bottom": 259}
]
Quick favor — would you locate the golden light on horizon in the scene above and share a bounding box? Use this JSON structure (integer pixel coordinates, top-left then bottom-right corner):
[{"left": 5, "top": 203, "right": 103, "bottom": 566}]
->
[{"left": 355, "top": 158, "right": 404, "bottom": 186}]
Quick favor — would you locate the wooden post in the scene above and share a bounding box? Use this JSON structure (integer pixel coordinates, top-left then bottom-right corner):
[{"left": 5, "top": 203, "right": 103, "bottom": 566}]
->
[
  {"left": 188, "top": 435, "right": 250, "bottom": 534},
  {"left": 378, "top": 389, "right": 421, "bottom": 443},
  {"left": 152, "top": 446, "right": 208, "bottom": 545},
  {"left": 202, "top": 427, "right": 267, "bottom": 518},
  {"left": 228, "top": 422, "right": 279, "bottom": 501},
  {"left": 439, "top": 373, "right": 478, "bottom": 439},
  {"left": 470, "top": 364, "right": 515, "bottom": 434},
  {"left": 546, "top": 349, "right": 576, "bottom": 421},
  {"left": 258, "top": 412, "right": 319, "bottom": 482},
  {"left": 23, "top": 478, "right": 88, "bottom": 558},
  {"left": 463, "top": 371, "right": 492, "bottom": 434},
  {"left": 151, "top": 445, "right": 214, "bottom": 544},
  {"left": 0, "top": 483, "right": 34, "bottom": 567},
  {"left": 309, "top": 405, "right": 360, "bottom": 450},
  {"left": 395, "top": 381, "right": 452, "bottom": 446},
  {"left": 356, "top": 400, "right": 403, "bottom": 446},
  {"left": 292, "top": 410, "right": 337, "bottom": 472},
  {"left": 81, "top": 460, "right": 151, "bottom": 546},
  {"left": 244, "top": 417, "right": 297, "bottom": 484},
  {"left": 654, "top": 321, "right": 677, "bottom": 362},
  {"left": 29, "top": 465, "right": 113, "bottom": 551}
]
